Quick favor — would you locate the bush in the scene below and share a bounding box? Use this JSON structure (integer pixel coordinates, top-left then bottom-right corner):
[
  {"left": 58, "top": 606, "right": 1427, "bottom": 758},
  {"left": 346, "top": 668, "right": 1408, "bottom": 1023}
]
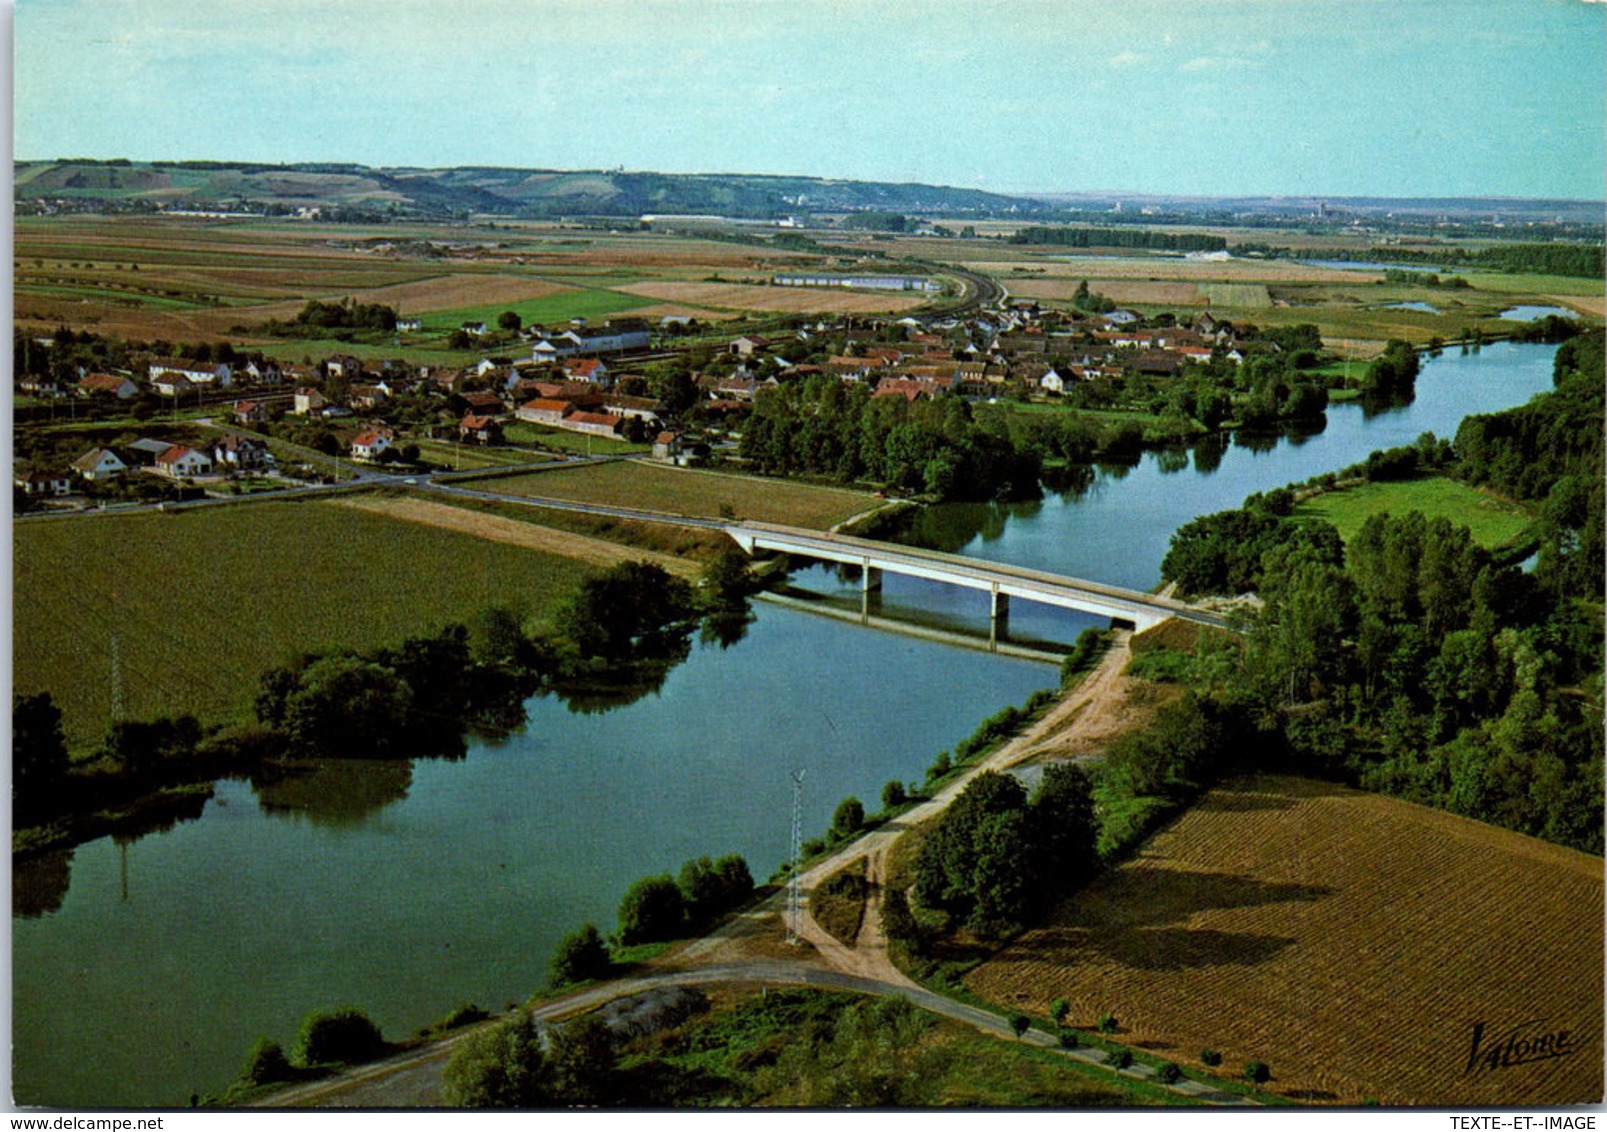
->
[
  {"left": 437, "top": 1002, "right": 490, "bottom": 1031},
  {"left": 1058, "top": 1030, "right": 1079, "bottom": 1050},
  {"left": 831, "top": 796, "right": 865, "bottom": 839},
  {"left": 1050, "top": 998, "right": 1070, "bottom": 1026},
  {"left": 239, "top": 1037, "right": 292, "bottom": 1086},
  {"left": 617, "top": 875, "right": 685, "bottom": 945},
  {"left": 1200, "top": 1048, "right": 1222, "bottom": 1067},
  {"left": 549, "top": 923, "right": 612, "bottom": 988},
  {"left": 1105, "top": 1048, "right": 1133, "bottom": 1070},
  {"left": 1009, "top": 1013, "right": 1031, "bottom": 1039},
  {"left": 926, "top": 750, "right": 952, "bottom": 781},
  {"left": 1244, "top": 1059, "right": 1271, "bottom": 1084},
  {"left": 1156, "top": 1061, "right": 1182, "bottom": 1085},
  {"left": 294, "top": 1007, "right": 386, "bottom": 1067},
  {"left": 881, "top": 780, "right": 907, "bottom": 809},
  {"left": 1096, "top": 1012, "right": 1118, "bottom": 1034}
]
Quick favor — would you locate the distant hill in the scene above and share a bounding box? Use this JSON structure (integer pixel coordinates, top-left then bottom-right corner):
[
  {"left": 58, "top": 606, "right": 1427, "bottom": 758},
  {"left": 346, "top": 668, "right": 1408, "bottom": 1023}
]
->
[{"left": 12, "top": 159, "right": 1052, "bottom": 219}]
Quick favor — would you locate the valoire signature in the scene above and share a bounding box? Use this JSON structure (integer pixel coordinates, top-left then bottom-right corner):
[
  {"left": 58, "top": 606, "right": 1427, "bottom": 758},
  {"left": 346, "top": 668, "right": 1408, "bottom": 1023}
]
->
[{"left": 1466, "top": 1019, "right": 1579, "bottom": 1075}]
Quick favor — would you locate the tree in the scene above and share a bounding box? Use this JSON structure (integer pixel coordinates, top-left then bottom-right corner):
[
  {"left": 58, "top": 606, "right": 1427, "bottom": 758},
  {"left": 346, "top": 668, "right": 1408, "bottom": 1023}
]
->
[
  {"left": 546, "top": 1015, "right": 617, "bottom": 1104},
  {"left": 617, "top": 874, "right": 685, "bottom": 944},
  {"left": 1051, "top": 998, "right": 1070, "bottom": 1027},
  {"left": 443, "top": 1012, "right": 553, "bottom": 1107},
  {"left": 549, "top": 923, "right": 611, "bottom": 987},
  {"left": 239, "top": 1038, "right": 292, "bottom": 1086},
  {"left": 497, "top": 310, "right": 522, "bottom": 332},
  {"left": 277, "top": 655, "right": 414, "bottom": 757},
  {"left": 14, "top": 692, "right": 68, "bottom": 813},
  {"left": 559, "top": 561, "right": 697, "bottom": 661},
  {"left": 831, "top": 796, "right": 865, "bottom": 839},
  {"left": 1010, "top": 1013, "right": 1031, "bottom": 1039},
  {"left": 293, "top": 1007, "right": 385, "bottom": 1067},
  {"left": 881, "top": 779, "right": 907, "bottom": 809}
]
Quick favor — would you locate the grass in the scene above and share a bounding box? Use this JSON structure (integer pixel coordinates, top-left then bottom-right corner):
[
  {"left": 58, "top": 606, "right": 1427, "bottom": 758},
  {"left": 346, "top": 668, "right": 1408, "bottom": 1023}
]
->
[
  {"left": 963, "top": 774, "right": 1604, "bottom": 1106},
  {"left": 13, "top": 499, "right": 598, "bottom": 748},
  {"left": 618, "top": 986, "right": 1162, "bottom": 1106},
  {"left": 1294, "top": 475, "right": 1532, "bottom": 549},
  {"left": 460, "top": 460, "right": 879, "bottom": 529},
  {"left": 409, "top": 439, "right": 548, "bottom": 470},
  {"left": 419, "top": 287, "right": 655, "bottom": 332},
  {"left": 497, "top": 421, "right": 650, "bottom": 456}
]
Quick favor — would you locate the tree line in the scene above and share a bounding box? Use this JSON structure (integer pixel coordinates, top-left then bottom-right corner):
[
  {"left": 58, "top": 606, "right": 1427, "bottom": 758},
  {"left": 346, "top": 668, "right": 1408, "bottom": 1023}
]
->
[{"left": 1010, "top": 227, "right": 1228, "bottom": 253}]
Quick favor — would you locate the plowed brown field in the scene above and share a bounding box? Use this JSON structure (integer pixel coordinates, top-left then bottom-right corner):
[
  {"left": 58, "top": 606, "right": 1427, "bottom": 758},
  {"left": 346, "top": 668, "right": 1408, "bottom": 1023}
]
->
[{"left": 966, "top": 775, "right": 1603, "bottom": 1106}]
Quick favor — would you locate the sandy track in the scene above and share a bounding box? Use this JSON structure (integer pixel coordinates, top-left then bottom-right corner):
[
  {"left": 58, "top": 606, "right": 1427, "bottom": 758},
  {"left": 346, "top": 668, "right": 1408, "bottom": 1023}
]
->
[{"left": 329, "top": 495, "right": 700, "bottom": 577}]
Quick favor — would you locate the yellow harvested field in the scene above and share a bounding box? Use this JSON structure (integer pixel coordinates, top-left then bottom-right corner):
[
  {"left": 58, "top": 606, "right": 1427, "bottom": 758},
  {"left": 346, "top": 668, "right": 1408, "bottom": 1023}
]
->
[
  {"left": 1004, "top": 278, "right": 1202, "bottom": 306},
  {"left": 1550, "top": 293, "right": 1606, "bottom": 318},
  {"left": 966, "top": 775, "right": 1603, "bottom": 1106},
  {"left": 618, "top": 280, "right": 929, "bottom": 314},
  {"left": 330, "top": 495, "right": 700, "bottom": 577}
]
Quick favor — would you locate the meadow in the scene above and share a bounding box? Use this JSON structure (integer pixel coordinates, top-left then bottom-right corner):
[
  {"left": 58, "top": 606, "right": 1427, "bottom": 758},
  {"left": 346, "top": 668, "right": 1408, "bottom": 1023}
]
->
[
  {"left": 963, "top": 774, "right": 1604, "bottom": 1106},
  {"left": 460, "top": 460, "right": 882, "bottom": 529},
  {"left": 1294, "top": 476, "right": 1533, "bottom": 549},
  {"left": 13, "top": 499, "right": 599, "bottom": 748}
]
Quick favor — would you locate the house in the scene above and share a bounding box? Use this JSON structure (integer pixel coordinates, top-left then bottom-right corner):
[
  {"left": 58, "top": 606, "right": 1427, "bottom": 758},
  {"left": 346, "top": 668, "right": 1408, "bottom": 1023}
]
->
[
  {"left": 155, "top": 445, "right": 214, "bottom": 479},
  {"left": 602, "top": 394, "right": 664, "bottom": 424},
  {"left": 72, "top": 448, "right": 127, "bottom": 481},
  {"left": 293, "top": 388, "right": 327, "bottom": 415},
  {"left": 78, "top": 372, "right": 139, "bottom": 400},
  {"left": 561, "top": 411, "right": 625, "bottom": 438},
  {"left": 396, "top": 317, "right": 423, "bottom": 332},
  {"left": 728, "top": 335, "right": 771, "bottom": 357},
  {"left": 349, "top": 384, "right": 391, "bottom": 411},
  {"left": 652, "top": 431, "right": 683, "bottom": 461},
  {"left": 233, "top": 400, "right": 269, "bottom": 425},
  {"left": 458, "top": 414, "right": 503, "bottom": 446},
  {"left": 15, "top": 471, "right": 73, "bottom": 497},
  {"left": 564, "top": 358, "right": 609, "bottom": 385},
  {"left": 460, "top": 321, "right": 488, "bottom": 336},
  {"left": 454, "top": 390, "right": 506, "bottom": 416},
  {"left": 148, "top": 358, "right": 232, "bottom": 388},
  {"left": 350, "top": 430, "right": 393, "bottom": 462},
  {"left": 240, "top": 360, "right": 284, "bottom": 385},
  {"left": 152, "top": 372, "right": 194, "bottom": 399},
  {"left": 517, "top": 398, "right": 575, "bottom": 427},
  {"left": 211, "top": 433, "right": 274, "bottom": 470},
  {"left": 1040, "top": 368, "right": 1067, "bottom": 394},
  {"left": 871, "top": 378, "right": 936, "bottom": 403}
]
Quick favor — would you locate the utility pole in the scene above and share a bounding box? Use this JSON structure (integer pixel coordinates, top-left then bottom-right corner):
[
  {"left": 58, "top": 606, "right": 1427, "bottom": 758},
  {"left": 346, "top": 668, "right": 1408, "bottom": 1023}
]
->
[{"left": 787, "top": 768, "right": 806, "bottom": 945}]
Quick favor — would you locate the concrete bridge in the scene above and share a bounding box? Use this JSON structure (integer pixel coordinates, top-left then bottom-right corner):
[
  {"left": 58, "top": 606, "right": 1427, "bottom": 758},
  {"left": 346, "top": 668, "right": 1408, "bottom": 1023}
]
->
[{"left": 725, "top": 521, "right": 1231, "bottom": 635}]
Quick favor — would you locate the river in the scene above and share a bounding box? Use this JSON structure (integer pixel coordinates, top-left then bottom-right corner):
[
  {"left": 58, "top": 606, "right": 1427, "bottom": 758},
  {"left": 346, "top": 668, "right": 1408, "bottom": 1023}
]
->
[{"left": 10, "top": 341, "right": 1561, "bottom": 1108}]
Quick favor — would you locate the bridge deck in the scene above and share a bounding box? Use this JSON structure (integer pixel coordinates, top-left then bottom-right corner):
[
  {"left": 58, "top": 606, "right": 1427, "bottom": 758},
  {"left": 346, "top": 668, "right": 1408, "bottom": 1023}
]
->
[{"left": 727, "top": 521, "right": 1230, "bottom": 631}]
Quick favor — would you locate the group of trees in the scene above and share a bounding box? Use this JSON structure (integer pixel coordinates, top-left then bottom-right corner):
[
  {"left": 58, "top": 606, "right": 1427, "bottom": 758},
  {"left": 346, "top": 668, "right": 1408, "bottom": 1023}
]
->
[
  {"left": 615, "top": 853, "right": 755, "bottom": 946},
  {"left": 1285, "top": 242, "right": 1604, "bottom": 280},
  {"left": 263, "top": 298, "right": 399, "bottom": 335},
  {"left": 1360, "top": 338, "right": 1420, "bottom": 398},
  {"left": 442, "top": 1012, "right": 618, "bottom": 1107},
  {"left": 910, "top": 764, "right": 1097, "bottom": 938},
  {"left": 739, "top": 374, "right": 1042, "bottom": 501},
  {"left": 1155, "top": 329, "right": 1604, "bottom": 853},
  {"left": 1011, "top": 227, "right": 1228, "bottom": 253}
]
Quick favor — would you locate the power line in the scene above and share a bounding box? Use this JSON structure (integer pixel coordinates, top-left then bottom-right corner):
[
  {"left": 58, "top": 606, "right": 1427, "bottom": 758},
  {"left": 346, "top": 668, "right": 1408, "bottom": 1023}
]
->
[{"left": 787, "top": 767, "right": 805, "bottom": 946}]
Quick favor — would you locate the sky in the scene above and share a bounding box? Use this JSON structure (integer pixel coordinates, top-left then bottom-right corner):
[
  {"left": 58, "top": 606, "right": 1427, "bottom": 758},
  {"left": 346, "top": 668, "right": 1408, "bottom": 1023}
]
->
[{"left": 10, "top": 0, "right": 1607, "bottom": 200}]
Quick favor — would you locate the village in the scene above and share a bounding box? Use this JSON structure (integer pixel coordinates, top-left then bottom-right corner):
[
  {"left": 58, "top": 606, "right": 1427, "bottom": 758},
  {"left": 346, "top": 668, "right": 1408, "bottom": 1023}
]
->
[{"left": 13, "top": 293, "right": 1264, "bottom": 508}]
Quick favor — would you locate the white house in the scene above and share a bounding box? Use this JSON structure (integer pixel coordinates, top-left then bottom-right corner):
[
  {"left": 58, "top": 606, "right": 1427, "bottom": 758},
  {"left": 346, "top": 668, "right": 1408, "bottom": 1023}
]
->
[
  {"left": 155, "top": 445, "right": 214, "bottom": 479},
  {"left": 350, "top": 429, "right": 392, "bottom": 461},
  {"left": 72, "top": 448, "right": 127, "bottom": 481}
]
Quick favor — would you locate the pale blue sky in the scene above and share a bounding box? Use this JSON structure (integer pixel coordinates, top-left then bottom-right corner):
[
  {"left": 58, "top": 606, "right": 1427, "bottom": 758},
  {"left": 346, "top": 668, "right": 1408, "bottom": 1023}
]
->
[{"left": 12, "top": 0, "right": 1607, "bottom": 199}]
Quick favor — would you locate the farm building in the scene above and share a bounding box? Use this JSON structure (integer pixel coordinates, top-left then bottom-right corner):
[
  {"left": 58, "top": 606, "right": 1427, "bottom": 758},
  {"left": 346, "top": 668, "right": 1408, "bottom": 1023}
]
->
[
  {"left": 77, "top": 372, "right": 138, "bottom": 400},
  {"left": 772, "top": 273, "right": 941, "bottom": 292}
]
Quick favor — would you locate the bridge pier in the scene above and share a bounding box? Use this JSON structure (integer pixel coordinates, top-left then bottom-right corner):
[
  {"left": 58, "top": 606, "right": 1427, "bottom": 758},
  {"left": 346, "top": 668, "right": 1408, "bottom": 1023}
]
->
[
  {"left": 989, "top": 586, "right": 1009, "bottom": 651},
  {"left": 861, "top": 563, "right": 883, "bottom": 592}
]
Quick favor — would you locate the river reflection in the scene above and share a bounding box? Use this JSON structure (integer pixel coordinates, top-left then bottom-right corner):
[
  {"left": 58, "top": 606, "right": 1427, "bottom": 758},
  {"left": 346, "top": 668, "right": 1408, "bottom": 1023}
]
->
[{"left": 251, "top": 758, "right": 415, "bottom": 828}]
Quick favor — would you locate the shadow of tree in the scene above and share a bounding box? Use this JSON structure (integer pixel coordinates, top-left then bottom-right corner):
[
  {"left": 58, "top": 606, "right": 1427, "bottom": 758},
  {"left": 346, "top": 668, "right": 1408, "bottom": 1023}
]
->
[{"left": 1057, "top": 866, "right": 1333, "bottom": 930}]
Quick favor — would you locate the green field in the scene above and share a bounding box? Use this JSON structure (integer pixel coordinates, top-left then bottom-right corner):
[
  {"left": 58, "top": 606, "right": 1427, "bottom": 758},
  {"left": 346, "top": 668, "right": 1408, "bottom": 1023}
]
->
[
  {"left": 14, "top": 500, "right": 598, "bottom": 748},
  {"left": 409, "top": 439, "right": 552, "bottom": 470},
  {"left": 461, "top": 460, "right": 880, "bottom": 529},
  {"left": 1295, "top": 475, "right": 1533, "bottom": 549},
  {"left": 420, "top": 287, "right": 657, "bottom": 332},
  {"left": 1200, "top": 282, "right": 1271, "bottom": 308},
  {"left": 499, "top": 421, "right": 651, "bottom": 455}
]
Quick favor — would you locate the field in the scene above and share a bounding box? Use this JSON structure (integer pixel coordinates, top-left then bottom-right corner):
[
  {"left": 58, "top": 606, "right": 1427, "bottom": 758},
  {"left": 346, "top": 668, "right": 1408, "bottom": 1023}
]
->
[
  {"left": 11, "top": 217, "right": 940, "bottom": 347},
  {"left": 1295, "top": 476, "right": 1533, "bottom": 549},
  {"left": 460, "top": 460, "right": 882, "bottom": 529},
  {"left": 964, "top": 774, "right": 1604, "bottom": 1106},
  {"left": 13, "top": 499, "right": 599, "bottom": 747},
  {"left": 616, "top": 280, "right": 931, "bottom": 314}
]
